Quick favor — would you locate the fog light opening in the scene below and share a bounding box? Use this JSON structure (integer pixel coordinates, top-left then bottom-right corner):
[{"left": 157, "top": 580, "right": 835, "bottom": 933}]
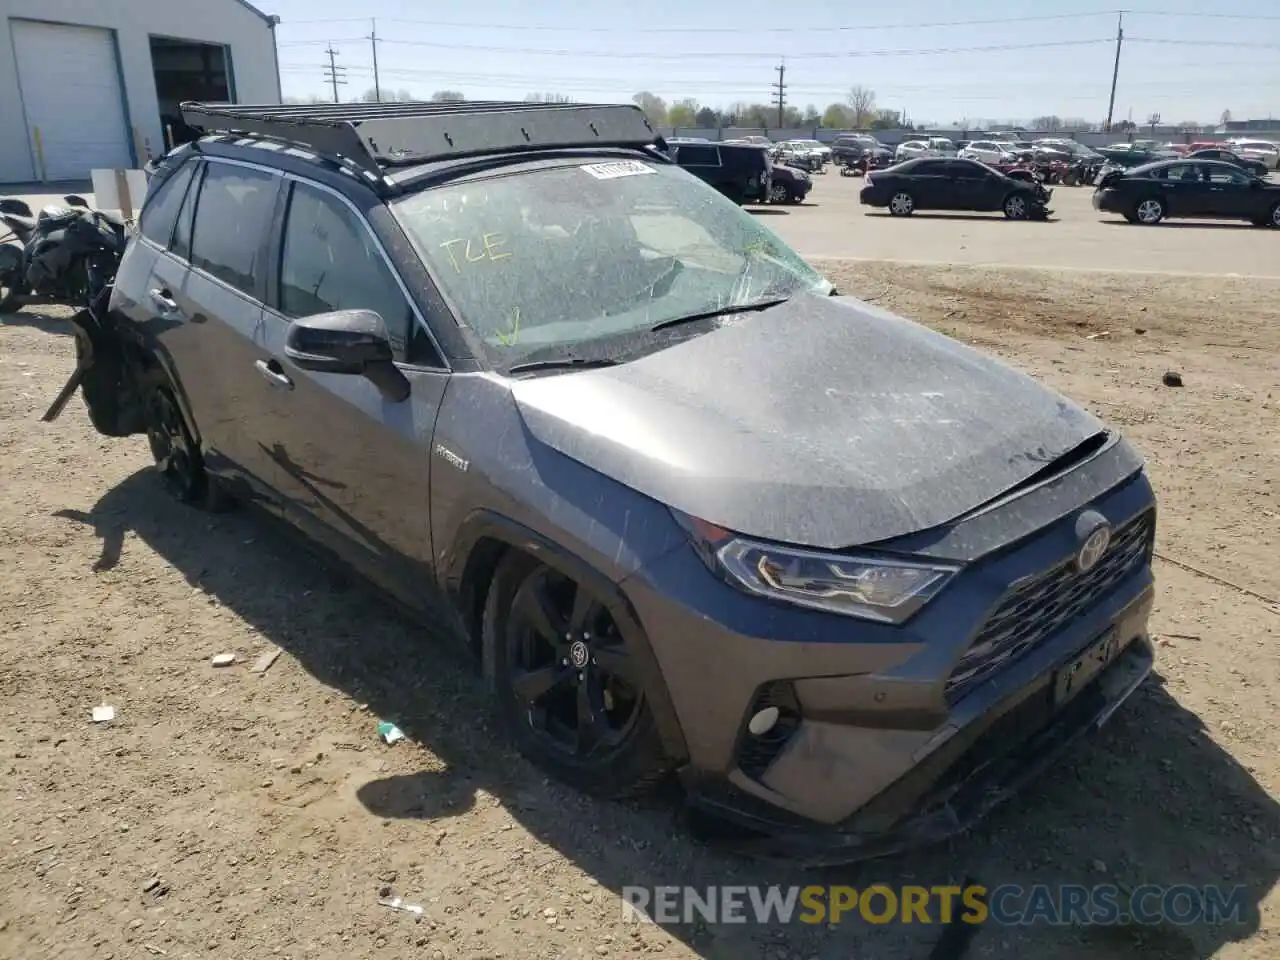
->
[{"left": 748, "top": 706, "right": 780, "bottom": 736}]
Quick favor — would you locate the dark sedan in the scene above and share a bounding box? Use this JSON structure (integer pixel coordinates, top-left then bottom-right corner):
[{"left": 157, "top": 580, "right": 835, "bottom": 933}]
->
[
  {"left": 1093, "top": 158, "right": 1280, "bottom": 226},
  {"left": 768, "top": 163, "right": 813, "bottom": 204},
  {"left": 860, "top": 157, "right": 1052, "bottom": 219},
  {"left": 1185, "top": 148, "right": 1270, "bottom": 178}
]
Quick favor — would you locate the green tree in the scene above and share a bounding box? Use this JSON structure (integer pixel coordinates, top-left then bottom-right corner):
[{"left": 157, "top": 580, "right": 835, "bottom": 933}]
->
[
  {"left": 694, "top": 106, "right": 720, "bottom": 128},
  {"left": 631, "top": 91, "right": 668, "bottom": 125},
  {"left": 430, "top": 90, "right": 465, "bottom": 102},
  {"left": 822, "top": 103, "right": 853, "bottom": 128},
  {"left": 667, "top": 98, "right": 699, "bottom": 128}
]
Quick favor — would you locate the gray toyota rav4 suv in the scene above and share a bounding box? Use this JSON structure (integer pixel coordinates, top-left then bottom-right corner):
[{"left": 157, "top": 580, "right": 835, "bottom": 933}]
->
[{"left": 75, "top": 100, "right": 1156, "bottom": 861}]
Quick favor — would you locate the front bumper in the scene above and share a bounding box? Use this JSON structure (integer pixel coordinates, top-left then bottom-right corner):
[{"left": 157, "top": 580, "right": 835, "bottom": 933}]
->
[
  {"left": 699, "top": 612, "right": 1153, "bottom": 865},
  {"left": 622, "top": 458, "right": 1156, "bottom": 858}
]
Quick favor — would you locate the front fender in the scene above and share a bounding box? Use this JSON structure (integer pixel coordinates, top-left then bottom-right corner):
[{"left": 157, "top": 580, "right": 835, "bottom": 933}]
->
[{"left": 445, "top": 508, "right": 690, "bottom": 765}]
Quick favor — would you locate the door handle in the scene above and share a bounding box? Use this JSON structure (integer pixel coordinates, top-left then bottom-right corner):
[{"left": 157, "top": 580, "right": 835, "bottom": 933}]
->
[
  {"left": 255, "top": 358, "right": 294, "bottom": 390},
  {"left": 149, "top": 288, "right": 180, "bottom": 313}
]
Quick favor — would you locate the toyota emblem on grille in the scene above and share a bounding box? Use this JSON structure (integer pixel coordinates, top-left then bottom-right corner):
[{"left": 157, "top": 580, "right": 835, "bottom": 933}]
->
[{"left": 1076, "top": 524, "right": 1112, "bottom": 573}]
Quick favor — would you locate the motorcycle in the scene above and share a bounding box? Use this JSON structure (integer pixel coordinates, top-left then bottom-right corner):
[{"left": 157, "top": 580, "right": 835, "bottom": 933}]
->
[
  {"left": 0, "top": 195, "right": 127, "bottom": 314},
  {"left": 1061, "top": 159, "right": 1103, "bottom": 187}
]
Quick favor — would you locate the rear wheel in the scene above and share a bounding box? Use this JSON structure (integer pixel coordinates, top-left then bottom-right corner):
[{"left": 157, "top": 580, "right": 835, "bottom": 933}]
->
[
  {"left": 1133, "top": 197, "right": 1165, "bottom": 225},
  {"left": 144, "top": 382, "right": 225, "bottom": 510},
  {"left": 888, "top": 192, "right": 915, "bottom": 216},
  {"left": 483, "top": 551, "right": 670, "bottom": 798}
]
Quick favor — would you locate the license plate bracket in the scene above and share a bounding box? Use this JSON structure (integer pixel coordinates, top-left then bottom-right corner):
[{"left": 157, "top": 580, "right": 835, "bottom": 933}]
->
[{"left": 1054, "top": 628, "right": 1121, "bottom": 706}]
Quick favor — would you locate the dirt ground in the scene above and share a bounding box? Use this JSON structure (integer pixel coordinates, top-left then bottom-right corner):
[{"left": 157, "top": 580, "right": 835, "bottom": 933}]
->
[{"left": 1, "top": 263, "right": 1278, "bottom": 960}]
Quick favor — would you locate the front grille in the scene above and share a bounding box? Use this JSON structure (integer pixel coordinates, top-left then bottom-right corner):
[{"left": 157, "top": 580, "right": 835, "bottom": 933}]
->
[{"left": 945, "top": 511, "right": 1154, "bottom": 703}]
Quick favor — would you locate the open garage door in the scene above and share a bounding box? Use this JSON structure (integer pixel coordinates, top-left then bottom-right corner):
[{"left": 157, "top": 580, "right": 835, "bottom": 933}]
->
[{"left": 12, "top": 20, "right": 133, "bottom": 181}]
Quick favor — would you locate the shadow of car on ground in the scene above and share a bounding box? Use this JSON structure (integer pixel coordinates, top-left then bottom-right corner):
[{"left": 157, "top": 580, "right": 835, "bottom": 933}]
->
[
  {"left": 1, "top": 308, "right": 74, "bottom": 335},
  {"left": 57, "top": 467, "right": 1280, "bottom": 960}
]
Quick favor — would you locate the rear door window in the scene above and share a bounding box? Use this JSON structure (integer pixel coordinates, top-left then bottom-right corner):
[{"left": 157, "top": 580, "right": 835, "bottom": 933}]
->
[
  {"left": 675, "top": 145, "right": 720, "bottom": 166},
  {"left": 189, "top": 163, "right": 278, "bottom": 295}
]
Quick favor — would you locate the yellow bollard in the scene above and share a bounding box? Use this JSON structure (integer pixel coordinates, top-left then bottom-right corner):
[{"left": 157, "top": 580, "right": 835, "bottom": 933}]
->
[{"left": 32, "top": 126, "right": 47, "bottom": 182}]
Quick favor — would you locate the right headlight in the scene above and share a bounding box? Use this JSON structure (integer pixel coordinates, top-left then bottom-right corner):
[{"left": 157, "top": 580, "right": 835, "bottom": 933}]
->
[{"left": 674, "top": 512, "right": 958, "bottom": 625}]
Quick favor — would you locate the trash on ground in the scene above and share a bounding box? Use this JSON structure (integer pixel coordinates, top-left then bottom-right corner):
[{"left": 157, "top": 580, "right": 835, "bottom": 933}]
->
[
  {"left": 378, "top": 896, "right": 425, "bottom": 916},
  {"left": 211, "top": 653, "right": 236, "bottom": 668},
  {"left": 250, "top": 646, "right": 283, "bottom": 674},
  {"left": 1086, "top": 330, "right": 1111, "bottom": 340},
  {"left": 377, "top": 721, "right": 406, "bottom": 745},
  {"left": 91, "top": 705, "right": 115, "bottom": 723}
]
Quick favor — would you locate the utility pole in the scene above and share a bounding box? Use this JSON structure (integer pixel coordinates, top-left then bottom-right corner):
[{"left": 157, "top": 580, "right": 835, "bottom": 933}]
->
[
  {"left": 369, "top": 19, "right": 381, "bottom": 102},
  {"left": 771, "top": 61, "right": 787, "bottom": 128},
  {"left": 323, "top": 45, "right": 347, "bottom": 103},
  {"left": 1104, "top": 12, "right": 1124, "bottom": 133}
]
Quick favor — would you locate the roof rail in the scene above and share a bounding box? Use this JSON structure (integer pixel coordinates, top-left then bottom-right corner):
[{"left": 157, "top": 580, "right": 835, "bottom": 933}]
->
[{"left": 179, "top": 100, "right": 659, "bottom": 181}]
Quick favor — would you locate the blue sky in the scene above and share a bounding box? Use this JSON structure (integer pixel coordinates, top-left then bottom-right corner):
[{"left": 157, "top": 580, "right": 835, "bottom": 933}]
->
[{"left": 264, "top": 2, "right": 1279, "bottom": 126}]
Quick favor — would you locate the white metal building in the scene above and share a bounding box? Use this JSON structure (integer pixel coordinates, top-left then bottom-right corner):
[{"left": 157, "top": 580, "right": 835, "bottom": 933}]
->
[{"left": 0, "top": 0, "right": 281, "bottom": 183}]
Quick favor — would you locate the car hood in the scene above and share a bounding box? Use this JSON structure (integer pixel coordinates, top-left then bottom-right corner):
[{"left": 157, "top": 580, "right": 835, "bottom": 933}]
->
[{"left": 510, "top": 294, "right": 1106, "bottom": 549}]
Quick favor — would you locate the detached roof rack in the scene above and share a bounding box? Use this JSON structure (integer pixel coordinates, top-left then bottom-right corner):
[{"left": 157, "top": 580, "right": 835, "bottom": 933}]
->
[{"left": 179, "top": 100, "right": 659, "bottom": 182}]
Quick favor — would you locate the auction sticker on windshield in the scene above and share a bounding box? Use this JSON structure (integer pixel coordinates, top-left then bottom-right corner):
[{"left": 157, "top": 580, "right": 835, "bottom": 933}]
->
[{"left": 580, "top": 160, "right": 656, "bottom": 180}]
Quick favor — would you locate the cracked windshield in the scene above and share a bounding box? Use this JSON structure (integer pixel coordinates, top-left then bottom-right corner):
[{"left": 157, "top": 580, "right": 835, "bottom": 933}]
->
[{"left": 393, "top": 160, "right": 829, "bottom": 359}]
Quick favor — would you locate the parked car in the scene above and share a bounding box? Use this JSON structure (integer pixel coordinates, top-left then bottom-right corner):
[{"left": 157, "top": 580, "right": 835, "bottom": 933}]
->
[
  {"left": 782, "top": 138, "right": 833, "bottom": 163},
  {"left": 1093, "top": 158, "right": 1280, "bottom": 226},
  {"left": 895, "top": 140, "right": 932, "bottom": 161},
  {"left": 771, "top": 143, "right": 823, "bottom": 173},
  {"left": 959, "top": 140, "right": 1018, "bottom": 164},
  {"left": 831, "top": 135, "right": 891, "bottom": 166},
  {"left": 77, "top": 99, "right": 1159, "bottom": 860},
  {"left": 1095, "top": 144, "right": 1166, "bottom": 168},
  {"left": 1227, "top": 139, "right": 1280, "bottom": 171},
  {"left": 1185, "top": 147, "right": 1269, "bottom": 178},
  {"left": 860, "top": 157, "right": 1053, "bottom": 219},
  {"left": 668, "top": 141, "right": 772, "bottom": 203},
  {"left": 767, "top": 163, "right": 812, "bottom": 203}
]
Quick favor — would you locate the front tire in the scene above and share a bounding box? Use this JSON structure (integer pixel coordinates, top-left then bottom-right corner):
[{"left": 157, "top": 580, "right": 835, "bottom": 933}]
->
[
  {"left": 1003, "top": 193, "right": 1031, "bottom": 220},
  {"left": 888, "top": 191, "right": 915, "bottom": 216},
  {"left": 483, "top": 551, "right": 670, "bottom": 799},
  {"left": 1132, "top": 197, "right": 1165, "bottom": 225},
  {"left": 1268, "top": 202, "right": 1280, "bottom": 229},
  {"left": 769, "top": 182, "right": 790, "bottom": 204}
]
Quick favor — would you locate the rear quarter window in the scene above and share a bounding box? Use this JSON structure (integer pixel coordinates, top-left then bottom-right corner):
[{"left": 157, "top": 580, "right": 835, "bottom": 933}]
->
[{"left": 139, "top": 159, "right": 196, "bottom": 248}]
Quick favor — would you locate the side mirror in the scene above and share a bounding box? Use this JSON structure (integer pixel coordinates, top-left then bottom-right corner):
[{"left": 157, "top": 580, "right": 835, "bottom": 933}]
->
[
  {"left": 284, "top": 309, "right": 409, "bottom": 402},
  {"left": 64, "top": 195, "right": 90, "bottom": 208}
]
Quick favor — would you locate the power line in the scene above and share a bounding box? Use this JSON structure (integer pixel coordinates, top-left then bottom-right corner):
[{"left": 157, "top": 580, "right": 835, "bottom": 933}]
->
[
  {"left": 277, "top": 10, "right": 1280, "bottom": 31},
  {"left": 323, "top": 45, "right": 347, "bottom": 102},
  {"left": 371, "top": 37, "right": 1115, "bottom": 60}
]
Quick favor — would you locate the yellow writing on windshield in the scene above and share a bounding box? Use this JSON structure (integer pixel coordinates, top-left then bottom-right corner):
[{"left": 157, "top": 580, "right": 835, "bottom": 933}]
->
[
  {"left": 439, "top": 232, "right": 513, "bottom": 274},
  {"left": 496, "top": 305, "right": 521, "bottom": 346}
]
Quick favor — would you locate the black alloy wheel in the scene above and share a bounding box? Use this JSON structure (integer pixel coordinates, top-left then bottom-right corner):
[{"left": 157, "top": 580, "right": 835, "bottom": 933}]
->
[
  {"left": 145, "top": 386, "right": 207, "bottom": 504},
  {"left": 486, "top": 552, "right": 669, "bottom": 797}
]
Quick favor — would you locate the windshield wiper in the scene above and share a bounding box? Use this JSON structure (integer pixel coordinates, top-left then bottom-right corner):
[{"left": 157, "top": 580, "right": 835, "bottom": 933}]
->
[
  {"left": 507, "top": 357, "right": 621, "bottom": 375},
  {"left": 650, "top": 296, "right": 790, "bottom": 333}
]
